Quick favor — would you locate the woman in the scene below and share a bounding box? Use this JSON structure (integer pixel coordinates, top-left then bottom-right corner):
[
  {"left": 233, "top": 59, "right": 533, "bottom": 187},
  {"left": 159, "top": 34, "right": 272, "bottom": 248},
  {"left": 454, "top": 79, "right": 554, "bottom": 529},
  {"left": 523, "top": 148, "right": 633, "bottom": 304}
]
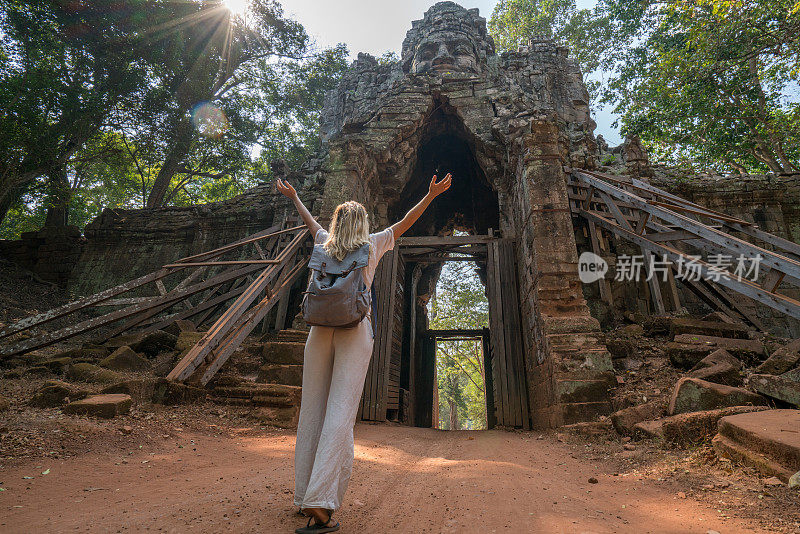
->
[{"left": 276, "top": 173, "right": 452, "bottom": 533}]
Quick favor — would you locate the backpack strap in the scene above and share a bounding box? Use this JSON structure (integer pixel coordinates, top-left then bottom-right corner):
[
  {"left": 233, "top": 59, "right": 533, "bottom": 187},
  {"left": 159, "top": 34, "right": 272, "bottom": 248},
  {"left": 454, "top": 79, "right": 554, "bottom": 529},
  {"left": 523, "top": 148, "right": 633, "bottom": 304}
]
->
[
  {"left": 316, "top": 261, "right": 328, "bottom": 280},
  {"left": 341, "top": 260, "right": 359, "bottom": 276}
]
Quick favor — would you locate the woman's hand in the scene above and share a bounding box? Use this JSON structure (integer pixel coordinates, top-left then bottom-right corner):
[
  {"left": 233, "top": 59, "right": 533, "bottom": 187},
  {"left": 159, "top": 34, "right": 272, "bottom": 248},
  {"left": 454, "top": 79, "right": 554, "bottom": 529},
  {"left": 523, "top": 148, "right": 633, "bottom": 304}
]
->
[
  {"left": 428, "top": 173, "right": 452, "bottom": 198},
  {"left": 276, "top": 179, "right": 298, "bottom": 200},
  {"left": 390, "top": 173, "right": 453, "bottom": 239}
]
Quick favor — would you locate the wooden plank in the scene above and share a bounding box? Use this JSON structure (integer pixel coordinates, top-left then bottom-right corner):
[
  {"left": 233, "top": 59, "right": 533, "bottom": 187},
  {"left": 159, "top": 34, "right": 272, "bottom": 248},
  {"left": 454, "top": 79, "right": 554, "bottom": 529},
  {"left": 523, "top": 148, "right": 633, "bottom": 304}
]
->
[
  {"left": 587, "top": 220, "right": 613, "bottom": 306},
  {"left": 724, "top": 221, "right": 800, "bottom": 259},
  {"left": 763, "top": 269, "right": 786, "bottom": 293},
  {"left": 0, "top": 268, "right": 176, "bottom": 340},
  {"left": 581, "top": 209, "right": 800, "bottom": 320},
  {"left": 0, "top": 227, "right": 287, "bottom": 342},
  {"left": 0, "top": 253, "right": 285, "bottom": 359},
  {"left": 486, "top": 239, "right": 511, "bottom": 426},
  {"left": 162, "top": 260, "right": 280, "bottom": 268},
  {"left": 173, "top": 224, "right": 298, "bottom": 264},
  {"left": 379, "top": 250, "right": 401, "bottom": 418},
  {"left": 500, "top": 239, "right": 530, "bottom": 429},
  {"left": 482, "top": 330, "right": 496, "bottom": 429},
  {"left": 397, "top": 235, "right": 496, "bottom": 246},
  {"left": 428, "top": 329, "right": 486, "bottom": 337},
  {"left": 167, "top": 230, "right": 309, "bottom": 381},
  {"left": 576, "top": 172, "right": 800, "bottom": 283},
  {"left": 198, "top": 259, "right": 307, "bottom": 385}
]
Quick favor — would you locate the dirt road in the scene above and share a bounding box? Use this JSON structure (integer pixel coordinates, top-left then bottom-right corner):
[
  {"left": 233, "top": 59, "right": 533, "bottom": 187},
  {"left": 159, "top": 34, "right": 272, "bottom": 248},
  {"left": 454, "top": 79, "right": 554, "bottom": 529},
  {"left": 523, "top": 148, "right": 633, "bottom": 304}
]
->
[{"left": 0, "top": 424, "right": 777, "bottom": 533}]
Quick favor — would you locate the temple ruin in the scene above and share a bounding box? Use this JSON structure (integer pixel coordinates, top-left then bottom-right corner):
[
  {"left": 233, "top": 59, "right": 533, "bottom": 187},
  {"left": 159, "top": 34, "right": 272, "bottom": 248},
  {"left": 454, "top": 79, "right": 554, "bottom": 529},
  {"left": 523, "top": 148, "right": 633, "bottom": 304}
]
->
[{"left": 3, "top": 2, "right": 800, "bottom": 431}]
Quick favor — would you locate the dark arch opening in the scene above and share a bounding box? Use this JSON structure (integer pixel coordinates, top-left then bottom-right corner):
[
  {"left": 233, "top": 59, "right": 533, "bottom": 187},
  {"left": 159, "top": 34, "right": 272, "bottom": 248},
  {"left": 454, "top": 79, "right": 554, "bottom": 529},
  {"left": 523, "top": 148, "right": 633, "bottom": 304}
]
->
[
  {"left": 389, "top": 102, "right": 499, "bottom": 237},
  {"left": 383, "top": 102, "right": 501, "bottom": 428}
]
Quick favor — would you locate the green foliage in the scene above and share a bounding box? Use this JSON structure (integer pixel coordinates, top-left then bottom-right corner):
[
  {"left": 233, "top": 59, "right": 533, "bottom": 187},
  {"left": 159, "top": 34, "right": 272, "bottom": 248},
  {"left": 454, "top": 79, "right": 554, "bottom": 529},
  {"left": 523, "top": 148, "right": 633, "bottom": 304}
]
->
[
  {"left": 489, "top": 0, "right": 615, "bottom": 96},
  {"left": 600, "top": 154, "right": 617, "bottom": 166},
  {"left": 488, "top": 0, "right": 800, "bottom": 174},
  {"left": 430, "top": 262, "right": 488, "bottom": 430},
  {"left": 0, "top": 1, "right": 349, "bottom": 238}
]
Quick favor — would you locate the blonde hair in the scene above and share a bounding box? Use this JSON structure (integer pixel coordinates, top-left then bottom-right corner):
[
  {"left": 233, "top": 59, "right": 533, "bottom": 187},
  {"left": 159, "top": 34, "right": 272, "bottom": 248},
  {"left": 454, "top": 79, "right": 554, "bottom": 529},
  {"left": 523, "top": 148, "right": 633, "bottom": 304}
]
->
[{"left": 323, "top": 201, "right": 370, "bottom": 261}]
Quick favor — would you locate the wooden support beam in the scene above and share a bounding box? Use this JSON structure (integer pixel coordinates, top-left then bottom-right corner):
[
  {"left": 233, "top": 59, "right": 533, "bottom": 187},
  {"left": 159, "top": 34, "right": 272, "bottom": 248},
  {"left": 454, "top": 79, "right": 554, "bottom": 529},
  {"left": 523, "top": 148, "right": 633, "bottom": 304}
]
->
[
  {"left": 197, "top": 259, "right": 308, "bottom": 385},
  {"left": 575, "top": 172, "right": 800, "bottom": 285},
  {"left": 167, "top": 229, "right": 309, "bottom": 382},
  {"left": 581, "top": 209, "right": 800, "bottom": 320},
  {"left": 587, "top": 220, "right": 613, "bottom": 307},
  {"left": 397, "top": 235, "right": 496, "bottom": 246},
  {"left": 162, "top": 260, "right": 280, "bottom": 268}
]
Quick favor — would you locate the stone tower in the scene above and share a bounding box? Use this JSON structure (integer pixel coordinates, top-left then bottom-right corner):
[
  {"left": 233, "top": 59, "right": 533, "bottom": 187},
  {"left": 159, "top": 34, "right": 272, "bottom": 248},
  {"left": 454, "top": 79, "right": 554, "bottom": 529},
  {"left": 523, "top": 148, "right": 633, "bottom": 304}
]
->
[{"left": 302, "top": 2, "right": 613, "bottom": 427}]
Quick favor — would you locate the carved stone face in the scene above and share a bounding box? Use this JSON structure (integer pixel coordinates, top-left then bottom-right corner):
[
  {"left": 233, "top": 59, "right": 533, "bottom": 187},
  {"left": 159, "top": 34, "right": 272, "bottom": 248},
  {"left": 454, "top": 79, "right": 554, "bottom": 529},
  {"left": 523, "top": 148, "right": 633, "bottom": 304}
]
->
[{"left": 410, "top": 32, "right": 479, "bottom": 74}]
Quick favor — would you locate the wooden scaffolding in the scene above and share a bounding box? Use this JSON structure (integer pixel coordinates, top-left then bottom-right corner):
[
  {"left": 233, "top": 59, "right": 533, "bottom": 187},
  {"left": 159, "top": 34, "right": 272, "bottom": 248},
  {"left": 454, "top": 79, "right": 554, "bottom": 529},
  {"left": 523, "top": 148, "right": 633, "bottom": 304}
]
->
[
  {"left": 568, "top": 170, "right": 800, "bottom": 327},
  {"left": 0, "top": 221, "right": 311, "bottom": 385}
]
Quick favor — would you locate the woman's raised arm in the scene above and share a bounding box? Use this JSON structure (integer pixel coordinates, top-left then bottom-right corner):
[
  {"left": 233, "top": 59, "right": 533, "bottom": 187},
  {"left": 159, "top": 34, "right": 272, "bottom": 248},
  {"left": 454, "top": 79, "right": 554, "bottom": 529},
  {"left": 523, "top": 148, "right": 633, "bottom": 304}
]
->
[
  {"left": 390, "top": 173, "right": 452, "bottom": 238},
  {"left": 276, "top": 179, "right": 323, "bottom": 237}
]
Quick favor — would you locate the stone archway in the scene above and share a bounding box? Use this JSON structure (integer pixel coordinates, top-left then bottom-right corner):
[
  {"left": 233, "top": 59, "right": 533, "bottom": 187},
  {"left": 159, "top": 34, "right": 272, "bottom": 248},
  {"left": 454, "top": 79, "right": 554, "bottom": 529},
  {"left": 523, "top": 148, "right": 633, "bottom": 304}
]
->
[{"left": 310, "top": 2, "right": 614, "bottom": 429}]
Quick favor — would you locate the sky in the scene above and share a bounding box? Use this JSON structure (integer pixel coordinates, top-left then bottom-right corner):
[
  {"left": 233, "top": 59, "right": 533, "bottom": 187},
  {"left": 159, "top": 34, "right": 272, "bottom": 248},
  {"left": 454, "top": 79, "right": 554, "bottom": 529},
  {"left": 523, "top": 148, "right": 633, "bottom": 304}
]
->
[{"left": 278, "top": 0, "right": 622, "bottom": 144}]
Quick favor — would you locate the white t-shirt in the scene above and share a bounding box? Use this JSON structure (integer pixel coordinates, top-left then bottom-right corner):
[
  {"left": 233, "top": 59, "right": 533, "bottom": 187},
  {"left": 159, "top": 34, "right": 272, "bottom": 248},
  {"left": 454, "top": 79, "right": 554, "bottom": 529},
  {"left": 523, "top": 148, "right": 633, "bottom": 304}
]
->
[{"left": 314, "top": 227, "right": 395, "bottom": 287}]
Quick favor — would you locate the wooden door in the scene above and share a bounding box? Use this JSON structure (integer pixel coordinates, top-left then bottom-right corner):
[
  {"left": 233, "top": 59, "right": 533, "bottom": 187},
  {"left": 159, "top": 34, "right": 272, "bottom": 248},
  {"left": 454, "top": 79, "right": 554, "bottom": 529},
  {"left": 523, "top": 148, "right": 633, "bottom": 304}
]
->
[
  {"left": 486, "top": 239, "right": 531, "bottom": 429},
  {"left": 359, "top": 249, "right": 401, "bottom": 421},
  {"left": 482, "top": 328, "right": 497, "bottom": 429}
]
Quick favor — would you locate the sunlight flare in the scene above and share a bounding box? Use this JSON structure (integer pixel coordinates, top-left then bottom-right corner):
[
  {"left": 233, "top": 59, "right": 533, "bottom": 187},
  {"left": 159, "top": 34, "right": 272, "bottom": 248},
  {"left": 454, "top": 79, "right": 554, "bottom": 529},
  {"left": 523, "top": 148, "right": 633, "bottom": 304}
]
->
[{"left": 223, "top": 0, "right": 249, "bottom": 17}]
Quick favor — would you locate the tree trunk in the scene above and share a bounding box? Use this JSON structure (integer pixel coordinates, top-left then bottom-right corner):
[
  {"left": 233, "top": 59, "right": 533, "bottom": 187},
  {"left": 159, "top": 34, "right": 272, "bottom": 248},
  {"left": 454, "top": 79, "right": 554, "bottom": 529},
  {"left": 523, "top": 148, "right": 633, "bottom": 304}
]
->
[
  {"left": 145, "top": 119, "right": 194, "bottom": 208},
  {"left": 44, "top": 164, "right": 71, "bottom": 228},
  {"left": 448, "top": 375, "right": 460, "bottom": 430}
]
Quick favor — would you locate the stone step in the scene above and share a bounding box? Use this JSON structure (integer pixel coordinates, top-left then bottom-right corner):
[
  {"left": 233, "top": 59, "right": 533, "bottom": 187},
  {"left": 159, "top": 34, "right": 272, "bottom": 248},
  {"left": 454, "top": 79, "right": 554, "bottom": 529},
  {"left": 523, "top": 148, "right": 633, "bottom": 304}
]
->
[
  {"left": 262, "top": 342, "right": 305, "bottom": 365},
  {"left": 712, "top": 409, "right": 800, "bottom": 482},
  {"left": 275, "top": 329, "right": 310, "bottom": 343},
  {"left": 252, "top": 394, "right": 296, "bottom": 408},
  {"left": 63, "top": 393, "right": 132, "bottom": 419},
  {"left": 257, "top": 363, "right": 303, "bottom": 387},
  {"left": 632, "top": 406, "right": 769, "bottom": 445},
  {"left": 555, "top": 376, "right": 614, "bottom": 404},
  {"left": 670, "top": 318, "right": 751, "bottom": 340}
]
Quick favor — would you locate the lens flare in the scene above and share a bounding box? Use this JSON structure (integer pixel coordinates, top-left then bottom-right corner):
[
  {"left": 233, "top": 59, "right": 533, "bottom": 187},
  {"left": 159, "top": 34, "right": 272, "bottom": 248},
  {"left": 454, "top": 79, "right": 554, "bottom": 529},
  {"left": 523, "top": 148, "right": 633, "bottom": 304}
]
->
[
  {"left": 191, "top": 102, "right": 230, "bottom": 138},
  {"left": 223, "top": 0, "right": 249, "bottom": 16}
]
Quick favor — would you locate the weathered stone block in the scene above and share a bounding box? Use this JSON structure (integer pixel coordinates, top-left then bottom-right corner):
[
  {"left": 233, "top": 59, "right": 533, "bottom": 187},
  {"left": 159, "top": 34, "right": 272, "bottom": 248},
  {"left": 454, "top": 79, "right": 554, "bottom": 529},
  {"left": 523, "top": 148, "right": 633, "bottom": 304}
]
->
[
  {"left": 659, "top": 406, "right": 769, "bottom": 446},
  {"left": 713, "top": 409, "right": 800, "bottom": 482},
  {"left": 668, "top": 377, "right": 768, "bottom": 415},
  {"left": 670, "top": 318, "right": 750, "bottom": 340},
  {"left": 164, "top": 320, "right": 197, "bottom": 337},
  {"left": 687, "top": 349, "right": 742, "bottom": 386},
  {"left": 66, "top": 363, "right": 123, "bottom": 384},
  {"left": 756, "top": 339, "right": 800, "bottom": 375},
  {"left": 262, "top": 342, "right": 305, "bottom": 365},
  {"left": 666, "top": 342, "right": 715, "bottom": 369},
  {"left": 667, "top": 336, "right": 764, "bottom": 369},
  {"left": 257, "top": 364, "right": 303, "bottom": 387},
  {"left": 610, "top": 401, "right": 665, "bottom": 436},
  {"left": 99, "top": 346, "right": 150, "bottom": 372},
  {"left": 29, "top": 380, "right": 90, "bottom": 408},
  {"left": 63, "top": 394, "right": 132, "bottom": 418},
  {"left": 41, "top": 357, "right": 73, "bottom": 374},
  {"left": 749, "top": 374, "right": 800, "bottom": 407}
]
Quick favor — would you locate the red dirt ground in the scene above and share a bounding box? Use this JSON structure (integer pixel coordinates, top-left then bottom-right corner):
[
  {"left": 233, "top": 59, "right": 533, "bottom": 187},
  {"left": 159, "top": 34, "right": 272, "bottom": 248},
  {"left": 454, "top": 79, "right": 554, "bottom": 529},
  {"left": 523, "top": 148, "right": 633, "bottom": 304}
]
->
[{"left": 2, "top": 422, "right": 796, "bottom": 534}]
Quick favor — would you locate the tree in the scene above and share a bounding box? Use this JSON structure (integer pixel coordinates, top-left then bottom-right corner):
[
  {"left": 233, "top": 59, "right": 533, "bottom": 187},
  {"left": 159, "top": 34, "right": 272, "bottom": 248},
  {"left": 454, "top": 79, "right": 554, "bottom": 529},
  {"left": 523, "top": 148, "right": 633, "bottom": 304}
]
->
[
  {"left": 0, "top": 1, "right": 349, "bottom": 237},
  {"left": 488, "top": 0, "right": 800, "bottom": 174},
  {"left": 488, "top": 0, "right": 615, "bottom": 95},
  {"left": 430, "top": 261, "right": 489, "bottom": 430},
  {"left": 137, "top": 0, "right": 308, "bottom": 207},
  {"left": 0, "top": 0, "right": 157, "bottom": 226},
  {"left": 603, "top": 0, "right": 800, "bottom": 173}
]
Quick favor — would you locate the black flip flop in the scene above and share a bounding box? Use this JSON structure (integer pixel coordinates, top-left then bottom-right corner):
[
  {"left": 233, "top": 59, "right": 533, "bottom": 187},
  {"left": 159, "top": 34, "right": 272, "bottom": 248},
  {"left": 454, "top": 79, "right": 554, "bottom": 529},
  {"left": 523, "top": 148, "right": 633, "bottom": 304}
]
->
[{"left": 294, "top": 513, "right": 340, "bottom": 534}]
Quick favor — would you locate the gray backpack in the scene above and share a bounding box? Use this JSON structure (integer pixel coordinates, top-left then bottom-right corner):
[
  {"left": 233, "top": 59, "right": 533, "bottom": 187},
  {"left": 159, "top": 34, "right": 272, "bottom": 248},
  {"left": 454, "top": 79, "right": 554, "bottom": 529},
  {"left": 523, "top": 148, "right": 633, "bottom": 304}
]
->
[{"left": 302, "top": 242, "right": 371, "bottom": 328}]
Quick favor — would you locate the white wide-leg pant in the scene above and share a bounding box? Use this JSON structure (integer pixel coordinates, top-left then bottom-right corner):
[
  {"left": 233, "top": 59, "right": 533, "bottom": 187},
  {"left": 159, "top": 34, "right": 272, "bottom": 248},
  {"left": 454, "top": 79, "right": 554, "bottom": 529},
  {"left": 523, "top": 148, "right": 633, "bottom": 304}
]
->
[{"left": 293, "top": 318, "right": 373, "bottom": 511}]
